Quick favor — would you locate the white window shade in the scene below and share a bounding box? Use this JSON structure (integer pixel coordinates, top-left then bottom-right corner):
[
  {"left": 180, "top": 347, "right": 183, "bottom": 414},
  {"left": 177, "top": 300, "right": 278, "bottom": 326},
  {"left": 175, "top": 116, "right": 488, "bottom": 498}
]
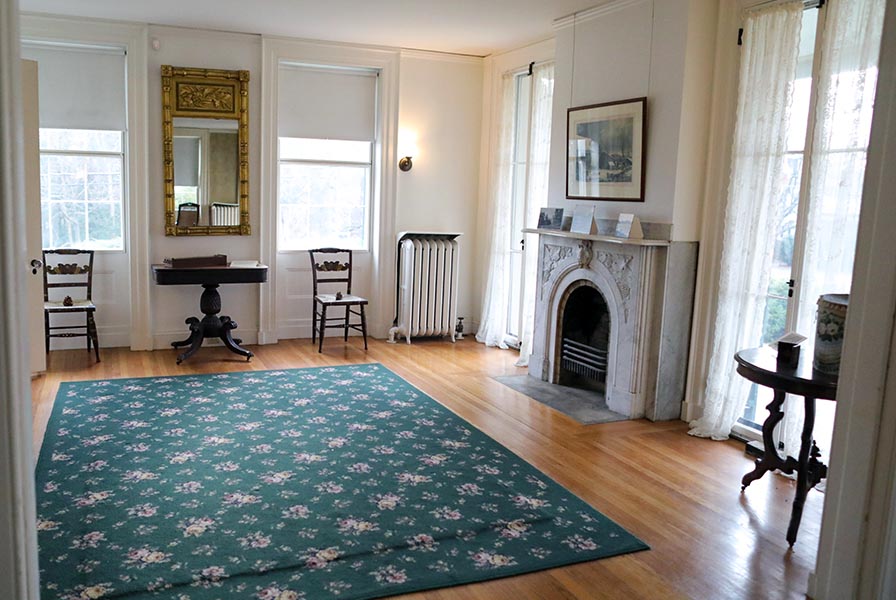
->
[
  {"left": 174, "top": 137, "right": 200, "bottom": 187},
  {"left": 21, "top": 44, "right": 126, "bottom": 131},
  {"left": 278, "top": 64, "right": 376, "bottom": 141}
]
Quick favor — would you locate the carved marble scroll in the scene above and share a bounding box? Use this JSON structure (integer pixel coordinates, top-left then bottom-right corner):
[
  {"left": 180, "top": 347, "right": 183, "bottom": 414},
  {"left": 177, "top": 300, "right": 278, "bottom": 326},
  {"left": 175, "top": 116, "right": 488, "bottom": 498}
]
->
[
  {"left": 597, "top": 251, "right": 634, "bottom": 321},
  {"left": 541, "top": 244, "right": 574, "bottom": 293}
]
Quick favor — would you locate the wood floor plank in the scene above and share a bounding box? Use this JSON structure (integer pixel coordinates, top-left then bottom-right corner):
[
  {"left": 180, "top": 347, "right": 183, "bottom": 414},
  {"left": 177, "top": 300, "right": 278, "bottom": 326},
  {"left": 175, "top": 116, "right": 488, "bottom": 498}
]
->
[{"left": 30, "top": 338, "right": 822, "bottom": 599}]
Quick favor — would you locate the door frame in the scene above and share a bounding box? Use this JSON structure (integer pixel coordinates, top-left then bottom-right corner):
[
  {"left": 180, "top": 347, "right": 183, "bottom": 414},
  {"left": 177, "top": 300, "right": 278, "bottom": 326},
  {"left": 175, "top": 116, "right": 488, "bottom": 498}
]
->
[{"left": 0, "top": 0, "right": 40, "bottom": 596}]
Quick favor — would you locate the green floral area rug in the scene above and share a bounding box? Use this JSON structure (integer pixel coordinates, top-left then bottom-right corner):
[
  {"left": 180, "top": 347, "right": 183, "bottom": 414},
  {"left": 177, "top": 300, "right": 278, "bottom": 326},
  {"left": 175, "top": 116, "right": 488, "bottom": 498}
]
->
[{"left": 36, "top": 364, "right": 647, "bottom": 600}]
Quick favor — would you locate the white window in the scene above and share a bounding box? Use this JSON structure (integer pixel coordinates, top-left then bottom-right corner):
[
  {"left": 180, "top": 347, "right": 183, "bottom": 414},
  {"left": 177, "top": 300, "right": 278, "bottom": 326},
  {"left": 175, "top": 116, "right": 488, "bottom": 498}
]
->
[
  {"left": 22, "top": 43, "right": 127, "bottom": 251},
  {"left": 278, "top": 138, "right": 371, "bottom": 251},
  {"left": 39, "top": 128, "right": 124, "bottom": 250},
  {"left": 276, "top": 63, "right": 377, "bottom": 251}
]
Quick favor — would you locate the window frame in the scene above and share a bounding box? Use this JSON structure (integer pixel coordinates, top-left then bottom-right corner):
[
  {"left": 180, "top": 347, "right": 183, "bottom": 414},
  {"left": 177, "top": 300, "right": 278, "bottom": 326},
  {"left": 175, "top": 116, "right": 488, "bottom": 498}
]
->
[
  {"left": 276, "top": 137, "right": 374, "bottom": 253},
  {"left": 38, "top": 128, "right": 127, "bottom": 252}
]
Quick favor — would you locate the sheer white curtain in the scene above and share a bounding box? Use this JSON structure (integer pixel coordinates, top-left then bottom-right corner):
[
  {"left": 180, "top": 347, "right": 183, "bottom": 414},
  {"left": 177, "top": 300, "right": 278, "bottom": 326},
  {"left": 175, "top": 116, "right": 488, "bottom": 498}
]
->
[
  {"left": 689, "top": 2, "right": 803, "bottom": 440},
  {"left": 477, "top": 64, "right": 554, "bottom": 356},
  {"left": 476, "top": 73, "right": 516, "bottom": 349},
  {"left": 517, "top": 63, "right": 554, "bottom": 367},
  {"left": 780, "top": 0, "right": 886, "bottom": 456}
]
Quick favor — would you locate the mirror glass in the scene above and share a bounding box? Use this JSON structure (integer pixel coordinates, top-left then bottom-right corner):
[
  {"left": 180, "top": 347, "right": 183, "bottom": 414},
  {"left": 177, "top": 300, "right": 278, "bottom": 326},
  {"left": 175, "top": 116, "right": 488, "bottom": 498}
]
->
[{"left": 162, "top": 65, "right": 250, "bottom": 235}]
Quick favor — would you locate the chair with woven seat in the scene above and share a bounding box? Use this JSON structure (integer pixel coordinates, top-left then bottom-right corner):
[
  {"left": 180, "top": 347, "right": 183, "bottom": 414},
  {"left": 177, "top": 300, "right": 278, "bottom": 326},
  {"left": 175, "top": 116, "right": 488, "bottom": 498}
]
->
[
  {"left": 309, "top": 248, "right": 368, "bottom": 353},
  {"left": 43, "top": 248, "right": 100, "bottom": 362}
]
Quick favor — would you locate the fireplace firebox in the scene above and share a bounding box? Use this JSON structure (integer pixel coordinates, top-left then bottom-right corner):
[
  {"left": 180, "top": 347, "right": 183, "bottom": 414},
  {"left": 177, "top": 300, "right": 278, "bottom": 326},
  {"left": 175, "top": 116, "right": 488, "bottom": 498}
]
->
[{"left": 558, "top": 283, "right": 610, "bottom": 392}]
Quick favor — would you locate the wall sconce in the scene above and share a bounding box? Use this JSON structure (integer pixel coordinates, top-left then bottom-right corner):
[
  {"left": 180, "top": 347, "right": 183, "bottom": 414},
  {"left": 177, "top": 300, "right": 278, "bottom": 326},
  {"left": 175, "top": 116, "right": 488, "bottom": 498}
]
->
[{"left": 398, "top": 129, "right": 418, "bottom": 172}]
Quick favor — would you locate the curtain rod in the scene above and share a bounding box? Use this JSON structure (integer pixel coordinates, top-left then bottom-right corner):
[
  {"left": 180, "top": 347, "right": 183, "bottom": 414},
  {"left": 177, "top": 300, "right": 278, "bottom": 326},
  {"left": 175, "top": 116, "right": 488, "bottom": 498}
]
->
[
  {"left": 744, "top": 0, "right": 824, "bottom": 12},
  {"left": 501, "top": 58, "right": 553, "bottom": 78}
]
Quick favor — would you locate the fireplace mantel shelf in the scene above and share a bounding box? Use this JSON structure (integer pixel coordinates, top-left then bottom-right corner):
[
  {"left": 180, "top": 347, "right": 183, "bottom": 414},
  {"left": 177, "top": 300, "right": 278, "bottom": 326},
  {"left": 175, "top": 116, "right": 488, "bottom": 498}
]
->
[{"left": 523, "top": 228, "right": 670, "bottom": 247}]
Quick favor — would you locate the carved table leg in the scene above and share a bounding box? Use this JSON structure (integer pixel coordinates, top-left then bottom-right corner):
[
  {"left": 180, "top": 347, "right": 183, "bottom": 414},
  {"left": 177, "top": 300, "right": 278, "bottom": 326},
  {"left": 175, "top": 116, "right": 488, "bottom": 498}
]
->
[
  {"left": 171, "top": 328, "right": 196, "bottom": 348},
  {"left": 176, "top": 317, "right": 205, "bottom": 364},
  {"left": 220, "top": 316, "right": 253, "bottom": 361},
  {"left": 787, "top": 396, "right": 818, "bottom": 547},
  {"left": 741, "top": 388, "right": 790, "bottom": 491}
]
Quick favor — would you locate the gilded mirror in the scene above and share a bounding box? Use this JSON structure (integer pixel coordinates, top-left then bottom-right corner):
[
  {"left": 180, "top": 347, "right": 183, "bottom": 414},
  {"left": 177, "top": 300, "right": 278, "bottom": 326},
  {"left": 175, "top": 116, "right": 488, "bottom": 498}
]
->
[{"left": 162, "top": 65, "right": 250, "bottom": 235}]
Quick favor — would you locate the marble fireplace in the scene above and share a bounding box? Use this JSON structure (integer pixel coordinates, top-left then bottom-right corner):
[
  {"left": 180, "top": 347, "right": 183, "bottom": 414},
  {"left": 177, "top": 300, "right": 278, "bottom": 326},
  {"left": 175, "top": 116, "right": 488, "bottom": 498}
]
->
[{"left": 527, "top": 228, "right": 697, "bottom": 421}]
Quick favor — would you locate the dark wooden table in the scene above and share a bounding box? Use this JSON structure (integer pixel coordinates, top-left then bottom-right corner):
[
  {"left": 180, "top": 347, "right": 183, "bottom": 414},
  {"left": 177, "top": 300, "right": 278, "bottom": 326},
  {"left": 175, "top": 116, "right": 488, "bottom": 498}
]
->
[
  {"left": 734, "top": 346, "right": 838, "bottom": 547},
  {"left": 151, "top": 263, "right": 268, "bottom": 364}
]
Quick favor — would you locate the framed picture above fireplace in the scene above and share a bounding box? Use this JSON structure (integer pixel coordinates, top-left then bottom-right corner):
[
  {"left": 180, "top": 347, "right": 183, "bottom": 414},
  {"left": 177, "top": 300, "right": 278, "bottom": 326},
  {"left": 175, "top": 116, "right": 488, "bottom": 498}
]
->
[{"left": 566, "top": 97, "right": 647, "bottom": 202}]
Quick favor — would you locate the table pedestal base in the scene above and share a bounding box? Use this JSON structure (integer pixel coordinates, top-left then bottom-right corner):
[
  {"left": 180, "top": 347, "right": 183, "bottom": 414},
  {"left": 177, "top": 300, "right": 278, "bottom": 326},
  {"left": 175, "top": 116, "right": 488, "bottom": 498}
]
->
[
  {"left": 171, "top": 283, "right": 253, "bottom": 364},
  {"left": 740, "top": 389, "right": 827, "bottom": 547}
]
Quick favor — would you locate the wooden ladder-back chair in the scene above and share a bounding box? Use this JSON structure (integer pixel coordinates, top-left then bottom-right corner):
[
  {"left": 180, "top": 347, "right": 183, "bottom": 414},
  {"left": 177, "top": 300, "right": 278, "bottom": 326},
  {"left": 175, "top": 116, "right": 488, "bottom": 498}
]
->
[
  {"left": 309, "top": 248, "right": 368, "bottom": 353},
  {"left": 43, "top": 248, "right": 100, "bottom": 362}
]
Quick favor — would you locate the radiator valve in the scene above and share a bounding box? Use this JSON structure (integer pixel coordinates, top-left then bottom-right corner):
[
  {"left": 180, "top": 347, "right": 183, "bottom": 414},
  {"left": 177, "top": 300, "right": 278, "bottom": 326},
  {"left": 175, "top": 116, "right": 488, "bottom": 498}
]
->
[{"left": 455, "top": 317, "right": 465, "bottom": 340}]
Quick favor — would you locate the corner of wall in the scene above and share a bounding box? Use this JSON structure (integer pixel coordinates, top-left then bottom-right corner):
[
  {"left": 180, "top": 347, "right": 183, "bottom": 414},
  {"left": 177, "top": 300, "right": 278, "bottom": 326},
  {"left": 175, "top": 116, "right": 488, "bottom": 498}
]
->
[{"left": 670, "top": 0, "right": 720, "bottom": 242}]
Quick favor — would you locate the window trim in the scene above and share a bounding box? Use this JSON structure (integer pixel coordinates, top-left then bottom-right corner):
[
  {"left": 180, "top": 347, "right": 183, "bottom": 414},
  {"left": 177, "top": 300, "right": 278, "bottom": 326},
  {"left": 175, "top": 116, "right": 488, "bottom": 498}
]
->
[
  {"left": 276, "top": 137, "right": 374, "bottom": 253},
  {"left": 39, "top": 128, "right": 127, "bottom": 252}
]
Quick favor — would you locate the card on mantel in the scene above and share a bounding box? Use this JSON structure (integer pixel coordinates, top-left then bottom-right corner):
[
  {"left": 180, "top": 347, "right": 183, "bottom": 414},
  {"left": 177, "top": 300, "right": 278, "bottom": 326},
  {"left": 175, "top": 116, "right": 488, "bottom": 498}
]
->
[
  {"left": 570, "top": 205, "right": 598, "bottom": 235},
  {"left": 615, "top": 213, "right": 644, "bottom": 239}
]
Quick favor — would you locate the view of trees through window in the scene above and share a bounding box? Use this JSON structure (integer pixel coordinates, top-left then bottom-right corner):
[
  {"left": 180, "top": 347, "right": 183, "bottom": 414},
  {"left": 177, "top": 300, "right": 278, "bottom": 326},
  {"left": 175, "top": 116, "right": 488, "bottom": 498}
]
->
[
  {"left": 39, "top": 128, "right": 124, "bottom": 250},
  {"left": 277, "top": 138, "right": 371, "bottom": 251}
]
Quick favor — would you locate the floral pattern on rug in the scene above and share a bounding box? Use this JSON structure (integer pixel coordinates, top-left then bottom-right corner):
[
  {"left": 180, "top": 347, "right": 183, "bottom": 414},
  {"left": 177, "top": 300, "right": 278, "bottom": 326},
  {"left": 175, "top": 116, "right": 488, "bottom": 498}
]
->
[{"left": 36, "top": 364, "right": 647, "bottom": 600}]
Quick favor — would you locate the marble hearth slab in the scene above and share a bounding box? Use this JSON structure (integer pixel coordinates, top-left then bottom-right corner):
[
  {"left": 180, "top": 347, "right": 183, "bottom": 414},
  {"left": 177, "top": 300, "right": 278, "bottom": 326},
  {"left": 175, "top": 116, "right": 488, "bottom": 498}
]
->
[{"left": 493, "top": 375, "right": 628, "bottom": 425}]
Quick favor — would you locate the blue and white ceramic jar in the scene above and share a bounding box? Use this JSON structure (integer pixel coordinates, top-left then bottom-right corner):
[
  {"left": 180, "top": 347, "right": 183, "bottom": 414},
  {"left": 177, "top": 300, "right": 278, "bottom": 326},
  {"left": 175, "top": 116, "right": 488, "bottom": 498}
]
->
[{"left": 813, "top": 294, "right": 849, "bottom": 375}]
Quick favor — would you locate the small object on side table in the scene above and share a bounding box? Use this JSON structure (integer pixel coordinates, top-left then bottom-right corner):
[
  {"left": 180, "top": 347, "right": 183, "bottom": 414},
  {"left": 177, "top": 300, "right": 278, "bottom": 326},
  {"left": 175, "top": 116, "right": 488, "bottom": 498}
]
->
[
  {"left": 776, "top": 331, "right": 807, "bottom": 368},
  {"left": 163, "top": 254, "right": 227, "bottom": 269}
]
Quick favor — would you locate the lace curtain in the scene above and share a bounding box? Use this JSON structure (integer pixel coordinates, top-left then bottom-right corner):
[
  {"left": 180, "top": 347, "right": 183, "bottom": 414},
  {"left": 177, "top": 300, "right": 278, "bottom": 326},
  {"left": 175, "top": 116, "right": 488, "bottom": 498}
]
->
[
  {"left": 517, "top": 63, "right": 555, "bottom": 366},
  {"left": 476, "top": 73, "right": 516, "bottom": 349},
  {"left": 780, "top": 0, "right": 886, "bottom": 456},
  {"left": 688, "top": 2, "right": 803, "bottom": 440},
  {"left": 477, "top": 63, "right": 554, "bottom": 358}
]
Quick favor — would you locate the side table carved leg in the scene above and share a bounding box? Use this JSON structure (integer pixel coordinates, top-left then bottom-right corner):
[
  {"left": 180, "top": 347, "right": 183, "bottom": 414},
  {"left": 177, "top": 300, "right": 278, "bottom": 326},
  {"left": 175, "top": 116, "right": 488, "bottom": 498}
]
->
[
  {"left": 175, "top": 317, "right": 205, "bottom": 364},
  {"left": 171, "top": 328, "right": 196, "bottom": 348},
  {"left": 742, "top": 389, "right": 789, "bottom": 491},
  {"left": 219, "top": 316, "right": 253, "bottom": 361},
  {"left": 787, "top": 396, "right": 818, "bottom": 547}
]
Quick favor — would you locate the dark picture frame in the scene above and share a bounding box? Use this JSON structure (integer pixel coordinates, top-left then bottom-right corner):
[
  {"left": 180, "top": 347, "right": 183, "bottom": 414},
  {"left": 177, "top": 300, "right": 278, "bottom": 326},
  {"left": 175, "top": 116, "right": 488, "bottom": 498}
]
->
[{"left": 566, "top": 97, "right": 647, "bottom": 201}]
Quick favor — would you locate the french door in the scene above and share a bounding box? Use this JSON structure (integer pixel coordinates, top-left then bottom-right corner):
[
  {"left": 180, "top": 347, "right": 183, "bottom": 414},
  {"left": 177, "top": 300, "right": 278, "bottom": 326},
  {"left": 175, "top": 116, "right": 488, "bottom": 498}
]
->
[
  {"left": 739, "top": 3, "right": 863, "bottom": 450},
  {"left": 506, "top": 71, "right": 534, "bottom": 347}
]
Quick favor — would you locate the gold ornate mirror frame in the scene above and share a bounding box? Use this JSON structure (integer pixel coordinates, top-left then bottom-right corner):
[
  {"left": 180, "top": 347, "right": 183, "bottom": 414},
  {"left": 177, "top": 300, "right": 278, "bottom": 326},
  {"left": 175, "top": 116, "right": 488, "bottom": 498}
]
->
[{"left": 162, "top": 65, "right": 250, "bottom": 236}]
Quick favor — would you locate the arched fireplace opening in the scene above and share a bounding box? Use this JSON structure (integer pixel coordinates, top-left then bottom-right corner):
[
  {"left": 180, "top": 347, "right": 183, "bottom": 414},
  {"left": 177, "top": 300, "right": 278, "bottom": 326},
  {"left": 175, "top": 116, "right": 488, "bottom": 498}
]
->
[{"left": 558, "top": 283, "right": 610, "bottom": 393}]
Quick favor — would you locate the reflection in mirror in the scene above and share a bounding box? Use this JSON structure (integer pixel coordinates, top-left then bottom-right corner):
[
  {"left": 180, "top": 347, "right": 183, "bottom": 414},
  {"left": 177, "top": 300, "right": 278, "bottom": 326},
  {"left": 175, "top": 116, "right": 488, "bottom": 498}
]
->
[
  {"left": 173, "top": 118, "right": 239, "bottom": 226},
  {"left": 162, "top": 65, "right": 250, "bottom": 236}
]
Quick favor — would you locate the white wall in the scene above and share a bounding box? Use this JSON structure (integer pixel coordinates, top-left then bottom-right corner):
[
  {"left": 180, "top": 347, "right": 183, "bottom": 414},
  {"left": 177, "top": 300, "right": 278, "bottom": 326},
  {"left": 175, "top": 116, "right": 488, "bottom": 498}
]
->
[
  {"left": 547, "top": 0, "right": 715, "bottom": 241},
  {"left": 146, "top": 26, "right": 263, "bottom": 348},
  {"left": 396, "top": 50, "right": 483, "bottom": 328}
]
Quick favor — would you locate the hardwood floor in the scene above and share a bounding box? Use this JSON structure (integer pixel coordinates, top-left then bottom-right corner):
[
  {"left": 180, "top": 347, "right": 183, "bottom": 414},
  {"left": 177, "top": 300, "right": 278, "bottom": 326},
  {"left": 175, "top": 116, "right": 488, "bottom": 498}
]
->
[{"left": 31, "top": 338, "right": 823, "bottom": 599}]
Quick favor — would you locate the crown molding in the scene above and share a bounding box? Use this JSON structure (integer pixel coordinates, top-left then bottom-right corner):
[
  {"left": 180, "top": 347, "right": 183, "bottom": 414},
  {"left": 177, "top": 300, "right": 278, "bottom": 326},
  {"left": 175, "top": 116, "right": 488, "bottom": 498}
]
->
[
  {"left": 399, "top": 48, "right": 484, "bottom": 64},
  {"left": 553, "top": 0, "right": 650, "bottom": 30}
]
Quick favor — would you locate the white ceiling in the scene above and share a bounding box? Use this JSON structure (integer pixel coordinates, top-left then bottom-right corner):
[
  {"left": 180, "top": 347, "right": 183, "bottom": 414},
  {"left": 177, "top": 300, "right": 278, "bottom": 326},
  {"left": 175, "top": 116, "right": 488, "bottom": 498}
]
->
[{"left": 20, "top": 0, "right": 600, "bottom": 56}]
